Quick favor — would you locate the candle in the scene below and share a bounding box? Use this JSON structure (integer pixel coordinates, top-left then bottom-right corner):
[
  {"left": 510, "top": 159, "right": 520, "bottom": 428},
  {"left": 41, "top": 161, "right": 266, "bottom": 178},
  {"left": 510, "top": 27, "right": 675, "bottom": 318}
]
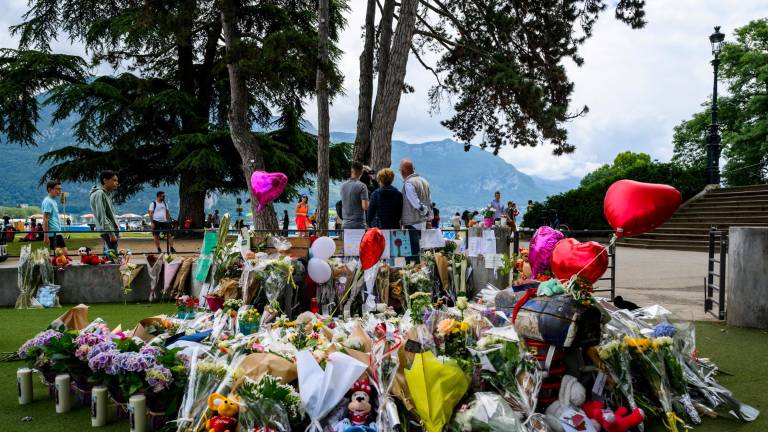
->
[
  {"left": 129, "top": 394, "right": 147, "bottom": 432},
  {"left": 54, "top": 374, "right": 71, "bottom": 413},
  {"left": 17, "top": 368, "right": 32, "bottom": 405},
  {"left": 91, "top": 386, "right": 109, "bottom": 427}
]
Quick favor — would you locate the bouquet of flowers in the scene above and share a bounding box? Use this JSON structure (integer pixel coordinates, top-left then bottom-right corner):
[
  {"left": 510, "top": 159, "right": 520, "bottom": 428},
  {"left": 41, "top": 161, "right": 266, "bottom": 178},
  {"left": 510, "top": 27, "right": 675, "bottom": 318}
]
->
[
  {"left": 481, "top": 206, "right": 495, "bottom": 219},
  {"left": 17, "top": 329, "right": 63, "bottom": 373},
  {"left": 176, "top": 295, "right": 199, "bottom": 319},
  {"left": 436, "top": 318, "right": 473, "bottom": 374},
  {"left": 236, "top": 374, "right": 304, "bottom": 430},
  {"left": 222, "top": 298, "right": 244, "bottom": 316},
  {"left": 257, "top": 256, "right": 296, "bottom": 307},
  {"left": 239, "top": 308, "right": 262, "bottom": 335}
]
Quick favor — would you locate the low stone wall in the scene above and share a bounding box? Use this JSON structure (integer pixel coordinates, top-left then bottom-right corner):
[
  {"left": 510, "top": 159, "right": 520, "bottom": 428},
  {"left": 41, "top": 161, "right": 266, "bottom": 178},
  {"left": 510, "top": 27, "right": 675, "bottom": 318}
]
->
[{"left": 0, "top": 263, "right": 152, "bottom": 307}]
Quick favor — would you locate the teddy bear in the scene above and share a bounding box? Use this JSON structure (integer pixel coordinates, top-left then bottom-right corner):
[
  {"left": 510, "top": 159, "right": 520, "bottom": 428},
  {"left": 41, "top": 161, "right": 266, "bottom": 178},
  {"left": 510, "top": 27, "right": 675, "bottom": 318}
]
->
[
  {"left": 545, "top": 375, "right": 599, "bottom": 432},
  {"left": 52, "top": 247, "right": 71, "bottom": 268},
  {"left": 582, "top": 400, "right": 644, "bottom": 432},
  {"left": 206, "top": 393, "right": 239, "bottom": 432},
  {"left": 333, "top": 378, "right": 377, "bottom": 432},
  {"left": 515, "top": 248, "right": 533, "bottom": 281}
]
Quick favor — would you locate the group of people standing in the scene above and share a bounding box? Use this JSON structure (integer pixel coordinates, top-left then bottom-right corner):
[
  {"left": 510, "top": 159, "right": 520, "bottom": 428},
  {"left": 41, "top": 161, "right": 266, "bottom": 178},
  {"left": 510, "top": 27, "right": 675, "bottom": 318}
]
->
[
  {"left": 338, "top": 159, "right": 435, "bottom": 231},
  {"left": 452, "top": 192, "right": 530, "bottom": 231}
]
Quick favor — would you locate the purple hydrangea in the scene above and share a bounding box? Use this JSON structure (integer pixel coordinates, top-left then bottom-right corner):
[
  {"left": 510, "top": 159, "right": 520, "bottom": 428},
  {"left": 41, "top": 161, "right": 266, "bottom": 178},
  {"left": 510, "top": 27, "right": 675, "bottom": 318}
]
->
[
  {"left": 87, "top": 341, "right": 118, "bottom": 361},
  {"left": 145, "top": 365, "right": 173, "bottom": 392},
  {"left": 113, "top": 352, "right": 156, "bottom": 373},
  {"left": 652, "top": 322, "right": 677, "bottom": 338},
  {"left": 75, "top": 332, "right": 105, "bottom": 347},
  {"left": 17, "top": 329, "right": 63, "bottom": 359},
  {"left": 89, "top": 349, "right": 119, "bottom": 373},
  {"left": 139, "top": 344, "right": 162, "bottom": 358}
]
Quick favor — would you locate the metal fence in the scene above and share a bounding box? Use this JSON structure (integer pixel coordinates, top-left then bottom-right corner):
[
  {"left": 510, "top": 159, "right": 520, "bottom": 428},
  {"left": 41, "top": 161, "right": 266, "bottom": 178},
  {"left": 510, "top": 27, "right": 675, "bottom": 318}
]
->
[{"left": 705, "top": 227, "right": 728, "bottom": 320}]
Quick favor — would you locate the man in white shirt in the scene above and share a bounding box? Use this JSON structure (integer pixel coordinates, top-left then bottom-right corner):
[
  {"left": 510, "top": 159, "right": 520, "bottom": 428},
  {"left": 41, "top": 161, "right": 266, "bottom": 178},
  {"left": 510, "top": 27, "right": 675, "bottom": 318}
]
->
[
  {"left": 490, "top": 191, "right": 504, "bottom": 220},
  {"left": 149, "top": 191, "right": 176, "bottom": 253}
]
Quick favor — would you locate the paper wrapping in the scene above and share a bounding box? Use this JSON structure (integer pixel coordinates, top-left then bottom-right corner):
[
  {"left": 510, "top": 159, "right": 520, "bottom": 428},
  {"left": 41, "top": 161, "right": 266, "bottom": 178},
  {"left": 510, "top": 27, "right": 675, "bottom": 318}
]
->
[
  {"left": 163, "top": 258, "right": 182, "bottom": 295},
  {"left": 217, "top": 278, "right": 240, "bottom": 300},
  {"left": 434, "top": 253, "right": 449, "bottom": 290},
  {"left": 170, "top": 258, "right": 194, "bottom": 298},
  {"left": 239, "top": 352, "right": 298, "bottom": 384},
  {"left": 51, "top": 304, "right": 89, "bottom": 330},
  {"left": 129, "top": 316, "right": 166, "bottom": 342},
  {"left": 405, "top": 351, "right": 470, "bottom": 432}
]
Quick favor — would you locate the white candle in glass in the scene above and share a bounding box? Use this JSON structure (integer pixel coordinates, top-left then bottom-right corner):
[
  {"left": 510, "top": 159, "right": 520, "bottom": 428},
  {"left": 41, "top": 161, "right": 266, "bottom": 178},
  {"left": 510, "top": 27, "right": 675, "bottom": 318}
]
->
[
  {"left": 91, "top": 385, "right": 109, "bottom": 426},
  {"left": 129, "top": 394, "right": 147, "bottom": 432},
  {"left": 16, "top": 368, "right": 32, "bottom": 405},
  {"left": 54, "top": 374, "right": 71, "bottom": 413}
]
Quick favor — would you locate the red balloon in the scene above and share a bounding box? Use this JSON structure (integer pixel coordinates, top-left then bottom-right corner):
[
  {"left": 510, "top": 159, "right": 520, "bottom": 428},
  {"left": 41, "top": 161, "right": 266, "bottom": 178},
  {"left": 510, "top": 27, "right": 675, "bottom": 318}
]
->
[
  {"left": 551, "top": 238, "right": 608, "bottom": 284},
  {"left": 604, "top": 180, "right": 681, "bottom": 238},
  {"left": 360, "top": 228, "right": 385, "bottom": 270}
]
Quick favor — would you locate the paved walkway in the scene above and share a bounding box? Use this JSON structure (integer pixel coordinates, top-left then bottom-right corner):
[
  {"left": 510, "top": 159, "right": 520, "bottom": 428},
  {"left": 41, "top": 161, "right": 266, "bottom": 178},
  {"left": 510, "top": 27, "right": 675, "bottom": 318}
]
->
[{"left": 612, "top": 246, "right": 712, "bottom": 320}]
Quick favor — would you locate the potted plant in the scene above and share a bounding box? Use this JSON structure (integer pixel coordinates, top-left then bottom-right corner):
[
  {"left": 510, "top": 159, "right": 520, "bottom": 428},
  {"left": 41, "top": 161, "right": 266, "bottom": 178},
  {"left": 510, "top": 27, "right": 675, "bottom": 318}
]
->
[
  {"left": 481, "top": 206, "right": 496, "bottom": 228},
  {"left": 239, "top": 308, "right": 262, "bottom": 335},
  {"left": 176, "top": 295, "right": 199, "bottom": 318}
]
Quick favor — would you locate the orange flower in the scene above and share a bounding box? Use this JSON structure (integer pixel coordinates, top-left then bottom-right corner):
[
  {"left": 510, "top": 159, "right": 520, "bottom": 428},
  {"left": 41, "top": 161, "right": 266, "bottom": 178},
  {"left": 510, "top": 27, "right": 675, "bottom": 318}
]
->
[{"left": 437, "top": 318, "right": 457, "bottom": 336}]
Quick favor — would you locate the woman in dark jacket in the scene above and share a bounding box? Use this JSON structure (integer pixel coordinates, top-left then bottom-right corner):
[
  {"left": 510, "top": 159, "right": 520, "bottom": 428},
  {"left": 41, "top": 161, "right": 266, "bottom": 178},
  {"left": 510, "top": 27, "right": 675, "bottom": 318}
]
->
[{"left": 367, "top": 168, "right": 403, "bottom": 229}]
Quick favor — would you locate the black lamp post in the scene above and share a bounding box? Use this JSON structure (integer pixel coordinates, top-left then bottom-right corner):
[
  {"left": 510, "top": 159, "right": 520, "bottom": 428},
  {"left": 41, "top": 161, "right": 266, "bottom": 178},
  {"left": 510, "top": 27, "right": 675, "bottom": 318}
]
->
[{"left": 706, "top": 26, "right": 725, "bottom": 185}]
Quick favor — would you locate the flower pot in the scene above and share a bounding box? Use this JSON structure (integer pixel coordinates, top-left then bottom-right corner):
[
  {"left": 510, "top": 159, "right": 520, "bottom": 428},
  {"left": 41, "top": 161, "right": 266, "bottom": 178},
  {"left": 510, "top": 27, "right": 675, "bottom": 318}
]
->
[
  {"left": 71, "top": 375, "right": 93, "bottom": 407},
  {"left": 146, "top": 391, "right": 176, "bottom": 429},
  {"left": 177, "top": 310, "right": 196, "bottom": 320},
  {"left": 239, "top": 321, "right": 260, "bottom": 335},
  {"left": 206, "top": 295, "right": 224, "bottom": 312},
  {"left": 483, "top": 217, "right": 495, "bottom": 228},
  {"left": 107, "top": 384, "right": 130, "bottom": 419}
]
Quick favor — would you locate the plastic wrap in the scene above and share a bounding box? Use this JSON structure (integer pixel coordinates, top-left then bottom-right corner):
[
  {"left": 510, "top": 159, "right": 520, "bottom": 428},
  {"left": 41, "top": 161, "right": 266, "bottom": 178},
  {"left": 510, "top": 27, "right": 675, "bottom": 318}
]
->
[
  {"left": 451, "top": 392, "right": 523, "bottom": 431},
  {"left": 370, "top": 321, "right": 402, "bottom": 431},
  {"left": 16, "top": 245, "right": 53, "bottom": 309}
]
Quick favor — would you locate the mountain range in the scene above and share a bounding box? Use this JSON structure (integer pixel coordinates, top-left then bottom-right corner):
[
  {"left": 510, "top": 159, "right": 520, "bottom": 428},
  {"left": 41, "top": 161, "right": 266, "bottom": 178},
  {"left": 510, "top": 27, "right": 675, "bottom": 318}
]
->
[{"left": 0, "top": 103, "right": 579, "bottom": 220}]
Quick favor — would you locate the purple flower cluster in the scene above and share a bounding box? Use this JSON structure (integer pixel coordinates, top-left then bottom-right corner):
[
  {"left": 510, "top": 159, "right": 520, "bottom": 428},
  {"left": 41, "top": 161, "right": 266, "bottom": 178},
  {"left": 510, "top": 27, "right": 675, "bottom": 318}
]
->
[
  {"left": 74, "top": 332, "right": 108, "bottom": 361},
  {"left": 139, "top": 344, "right": 162, "bottom": 358},
  {"left": 17, "top": 329, "right": 63, "bottom": 359},
  {"left": 145, "top": 365, "right": 173, "bottom": 392},
  {"left": 113, "top": 351, "right": 156, "bottom": 373},
  {"left": 652, "top": 322, "right": 677, "bottom": 338},
  {"left": 88, "top": 349, "right": 120, "bottom": 374}
]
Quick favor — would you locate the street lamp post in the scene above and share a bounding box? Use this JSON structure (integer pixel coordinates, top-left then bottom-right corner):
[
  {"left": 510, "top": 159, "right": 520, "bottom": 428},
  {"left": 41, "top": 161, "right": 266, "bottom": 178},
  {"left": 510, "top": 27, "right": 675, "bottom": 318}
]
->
[{"left": 706, "top": 26, "right": 725, "bottom": 185}]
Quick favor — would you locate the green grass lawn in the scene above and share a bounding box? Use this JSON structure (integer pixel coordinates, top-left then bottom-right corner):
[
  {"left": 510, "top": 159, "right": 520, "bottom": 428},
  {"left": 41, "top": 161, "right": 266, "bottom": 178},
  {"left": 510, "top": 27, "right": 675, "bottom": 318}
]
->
[
  {"left": 0, "top": 306, "right": 764, "bottom": 432},
  {"left": 4, "top": 232, "right": 155, "bottom": 256}
]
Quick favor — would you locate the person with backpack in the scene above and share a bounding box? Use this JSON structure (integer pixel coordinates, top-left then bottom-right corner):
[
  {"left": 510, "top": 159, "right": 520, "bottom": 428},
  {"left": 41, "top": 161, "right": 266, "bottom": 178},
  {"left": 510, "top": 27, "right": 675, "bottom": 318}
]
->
[{"left": 149, "top": 191, "right": 176, "bottom": 253}]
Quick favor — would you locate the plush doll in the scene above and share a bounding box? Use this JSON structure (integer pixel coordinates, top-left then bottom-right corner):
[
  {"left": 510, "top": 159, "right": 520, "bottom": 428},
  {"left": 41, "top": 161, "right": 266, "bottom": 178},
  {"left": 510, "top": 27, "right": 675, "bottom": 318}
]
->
[
  {"left": 515, "top": 248, "right": 533, "bottom": 281},
  {"left": 545, "top": 375, "right": 599, "bottom": 432},
  {"left": 52, "top": 248, "right": 71, "bottom": 268},
  {"left": 582, "top": 400, "right": 644, "bottom": 432},
  {"left": 79, "top": 247, "right": 102, "bottom": 265},
  {"left": 333, "top": 378, "right": 377, "bottom": 432},
  {"left": 206, "top": 393, "right": 239, "bottom": 432}
]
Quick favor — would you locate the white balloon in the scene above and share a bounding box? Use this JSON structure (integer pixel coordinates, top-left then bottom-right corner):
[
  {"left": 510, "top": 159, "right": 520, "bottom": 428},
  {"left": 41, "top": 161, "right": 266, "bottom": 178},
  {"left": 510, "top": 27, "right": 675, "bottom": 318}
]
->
[
  {"left": 310, "top": 236, "right": 336, "bottom": 260},
  {"left": 307, "top": 257, "right": 332, "bottom": 283}
]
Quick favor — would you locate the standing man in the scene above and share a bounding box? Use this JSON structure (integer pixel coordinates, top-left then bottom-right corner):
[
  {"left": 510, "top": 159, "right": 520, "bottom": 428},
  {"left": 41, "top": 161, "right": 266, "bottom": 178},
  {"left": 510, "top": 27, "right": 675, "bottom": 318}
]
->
[
  {"left": 340, "top": 161, "right": 369, "bottom": 229},
  {"left": 149, "top": 191, "right": 176, "bottom": 254},
  {"left": 490, "top": 191, "right": 504, "bottom": 220},
  {"left": 399, "top": 159, "right": 433, "bottom": 254},
  {"left": 282, "top": 210, "right": 289, "bottom": 236},
  {"left": 42, "top": 180, "right": 68, "bottom": 256},
  {"left": 90, "top": 170, "right": 120, "bottom": 255},
  {"left": 212, "top": 210, "right": 221, "bottom": 228}
]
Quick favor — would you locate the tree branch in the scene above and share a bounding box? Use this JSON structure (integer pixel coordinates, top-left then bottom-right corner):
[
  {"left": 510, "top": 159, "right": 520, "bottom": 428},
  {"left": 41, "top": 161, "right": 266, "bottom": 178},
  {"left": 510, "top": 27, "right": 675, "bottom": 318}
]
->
[{"left": 410, "top": 44, "right": 441, "bottom": 84}]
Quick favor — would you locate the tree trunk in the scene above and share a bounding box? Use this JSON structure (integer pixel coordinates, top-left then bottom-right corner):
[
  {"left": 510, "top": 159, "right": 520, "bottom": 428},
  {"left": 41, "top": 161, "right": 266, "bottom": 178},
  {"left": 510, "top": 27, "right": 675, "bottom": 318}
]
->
[
  {"left": 316, "top": 0, "right": 331, "bottom": 234},
  {"left": 177, "top": 174, "right": 206, "bottom": 229},
  {"left": 375, "top": 0, "right": 396, "bottom": 101},
  {"left": 352, "top": 0, "right": 376, "bottom": 165},
  {"left": 370, "top": 0, "right": 419, "bottom": 172},
  {"left": 221, "top": 0, "right": 278, "bottom": 230}
]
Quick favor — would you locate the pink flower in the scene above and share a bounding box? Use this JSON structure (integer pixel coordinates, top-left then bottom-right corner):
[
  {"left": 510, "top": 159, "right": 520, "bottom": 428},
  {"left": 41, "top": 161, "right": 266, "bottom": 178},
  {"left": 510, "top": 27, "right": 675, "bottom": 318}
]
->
[{"left": 251, "top": 343, "right": 265, "bottom": 353}]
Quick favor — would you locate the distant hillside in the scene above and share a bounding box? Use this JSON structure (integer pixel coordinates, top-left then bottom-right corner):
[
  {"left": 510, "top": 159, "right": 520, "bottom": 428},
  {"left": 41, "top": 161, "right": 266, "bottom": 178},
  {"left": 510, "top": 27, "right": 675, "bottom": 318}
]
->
[{"left": 0, "top": 103, "right": 579, "bottom": 220}]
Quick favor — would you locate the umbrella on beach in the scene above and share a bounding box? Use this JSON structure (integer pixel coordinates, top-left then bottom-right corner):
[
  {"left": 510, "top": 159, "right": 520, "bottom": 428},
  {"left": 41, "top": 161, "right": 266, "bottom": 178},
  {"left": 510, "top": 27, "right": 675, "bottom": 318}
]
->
[
  {"left": 28, "top": 214, "right": 44, "bottom": 220},
  {"left": 80, "top": 214, "right": 95, "bottom": 219},
  {"left": 119, "top": 213, "right": 144, "bottom": 219}
]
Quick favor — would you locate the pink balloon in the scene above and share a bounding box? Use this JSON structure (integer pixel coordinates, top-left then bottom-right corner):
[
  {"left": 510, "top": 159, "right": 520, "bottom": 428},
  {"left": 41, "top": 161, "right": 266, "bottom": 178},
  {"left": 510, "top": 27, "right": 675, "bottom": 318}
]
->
[
  {"left": 250, "top": 171, "right": 288, "bottom": 212},
  {"left": 529, "top": 226, "right": 565, "bottom": 277}
]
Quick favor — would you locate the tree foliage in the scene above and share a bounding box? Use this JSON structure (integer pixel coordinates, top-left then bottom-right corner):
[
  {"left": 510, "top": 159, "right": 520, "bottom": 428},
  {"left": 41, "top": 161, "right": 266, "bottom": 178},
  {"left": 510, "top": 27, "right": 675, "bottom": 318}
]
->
[
  {"left": 524, "top": 152, "right": 705, "bottom": 230},
  {"left": 672, "top": 19, "right": 768, "bottom": 186}
]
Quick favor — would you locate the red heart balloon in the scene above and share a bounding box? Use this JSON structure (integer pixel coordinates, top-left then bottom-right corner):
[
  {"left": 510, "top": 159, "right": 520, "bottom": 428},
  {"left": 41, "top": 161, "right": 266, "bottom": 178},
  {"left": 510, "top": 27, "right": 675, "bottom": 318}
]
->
[
  {"left": 551, "top": 238, "right": 608, "bottom": 284},
  {"left": 360, "top": 228, "right": 385, "bottom": 270},
  {"left": 604, "top": 180, "right": 681, "bottom": 237}
]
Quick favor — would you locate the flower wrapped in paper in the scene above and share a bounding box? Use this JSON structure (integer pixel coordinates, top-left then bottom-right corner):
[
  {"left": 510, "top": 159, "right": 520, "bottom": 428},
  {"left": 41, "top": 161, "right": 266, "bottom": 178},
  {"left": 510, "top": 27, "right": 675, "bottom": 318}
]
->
[
  {"left": 296, "top": 350, "right": 368, "bottom": 431},
  {"left": 405, "top": 351, "right": 470, "bottom": 432}
]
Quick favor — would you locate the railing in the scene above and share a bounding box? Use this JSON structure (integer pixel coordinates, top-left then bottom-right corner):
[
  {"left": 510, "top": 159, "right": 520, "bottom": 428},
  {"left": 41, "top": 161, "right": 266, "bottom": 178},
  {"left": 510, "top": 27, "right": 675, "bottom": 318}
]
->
[
  {"left": 511, "top": 229, "right": 617, "bottom": 300},
  {"left": 705, "top": 226, "right": 728, "bottom": 320}
]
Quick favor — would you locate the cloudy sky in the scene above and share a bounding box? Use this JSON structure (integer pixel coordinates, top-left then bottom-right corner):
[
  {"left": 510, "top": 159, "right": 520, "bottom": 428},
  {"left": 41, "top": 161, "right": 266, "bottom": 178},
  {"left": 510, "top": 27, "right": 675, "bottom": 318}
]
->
[{"left": 1, "top": 0, "right": 765, "bottom": 181}]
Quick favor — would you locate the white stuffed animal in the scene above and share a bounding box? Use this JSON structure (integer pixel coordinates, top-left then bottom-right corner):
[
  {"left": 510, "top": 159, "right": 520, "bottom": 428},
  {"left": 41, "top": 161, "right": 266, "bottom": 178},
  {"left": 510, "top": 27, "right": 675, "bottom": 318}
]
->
[{"left": 544, "top": 375, "right": 599, "bottom": 432}]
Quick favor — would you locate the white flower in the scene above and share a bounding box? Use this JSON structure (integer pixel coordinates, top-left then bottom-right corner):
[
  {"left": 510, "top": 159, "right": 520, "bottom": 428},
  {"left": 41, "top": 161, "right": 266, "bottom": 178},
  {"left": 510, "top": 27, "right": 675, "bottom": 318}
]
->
[{"left": 456, "top": 296, "right": 468, "bottom": 311}]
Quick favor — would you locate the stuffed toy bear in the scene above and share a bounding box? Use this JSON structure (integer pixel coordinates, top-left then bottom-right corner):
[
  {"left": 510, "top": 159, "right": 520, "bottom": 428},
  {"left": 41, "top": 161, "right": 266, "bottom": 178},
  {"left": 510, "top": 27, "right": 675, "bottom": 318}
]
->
[
  {"left": 79, "top": 247, "right": 103, "bottom": 265},
  {"left": 206, "top": 393, "right": 238, "bottom": 432},
  {"left": 545, "top": 375, "right": 599, "bottom": 432},
  {"left": 582, "top": 400, "right": 644, "bottom": 432},
  {"left": 52, "top": 248, "right": 71, "bottom": 268},
  {"left": 515, "top": 248, "right": 533, "bottom": 281}
]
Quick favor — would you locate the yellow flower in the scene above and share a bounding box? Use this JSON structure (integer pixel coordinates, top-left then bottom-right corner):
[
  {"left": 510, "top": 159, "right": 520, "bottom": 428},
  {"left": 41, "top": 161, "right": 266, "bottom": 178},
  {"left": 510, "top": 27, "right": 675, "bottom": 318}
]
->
[
  {"left": 459, "top": 321, "right": 470, "bottom": 332},
  {"left": 437, "top": 318, "right": 457, "bottom": 336},
  {"left": 285, "top": 321, "right": 297, "bottom": 327},
  {"left": 624, "top": 336, "right": 651, "bottom": 352}
]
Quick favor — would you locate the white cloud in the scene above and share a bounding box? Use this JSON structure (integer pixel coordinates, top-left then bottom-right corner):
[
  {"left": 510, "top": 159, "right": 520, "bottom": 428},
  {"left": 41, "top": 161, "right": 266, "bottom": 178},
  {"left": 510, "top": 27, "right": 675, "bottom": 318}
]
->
[{"left": 2, "top": 0, "right": 764, "bottom": 180}]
